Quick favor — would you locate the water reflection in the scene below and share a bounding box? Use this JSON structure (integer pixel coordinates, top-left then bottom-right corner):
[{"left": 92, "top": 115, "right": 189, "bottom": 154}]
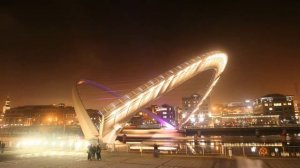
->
[{"left": 120, "top": 133, "right": 300, "bottom": 157}]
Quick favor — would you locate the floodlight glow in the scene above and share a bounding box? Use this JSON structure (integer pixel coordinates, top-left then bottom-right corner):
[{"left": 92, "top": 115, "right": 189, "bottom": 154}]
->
[
  {"left": 73, "top": 51, "right": 228, "bottom": 142},
  {"left": 251, "top": 146, "right": 256, "bottom": 153},
  {"left": 190, "top": 117, "right": 196, "bottom": 123},
  {"left": 199, "top": 116, "right": 205, "bottom": 122}
]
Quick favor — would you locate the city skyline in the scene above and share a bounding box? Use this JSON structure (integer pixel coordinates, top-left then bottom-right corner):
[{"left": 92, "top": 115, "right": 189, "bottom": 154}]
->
[{"left": 1, "top": 1, "right": 300, "bottom": 108}]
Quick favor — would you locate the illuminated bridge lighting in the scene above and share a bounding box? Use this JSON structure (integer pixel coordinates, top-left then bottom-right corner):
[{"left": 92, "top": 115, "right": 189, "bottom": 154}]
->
[{"left": 72, "top": 51, "right": 228, "bottom": 143}]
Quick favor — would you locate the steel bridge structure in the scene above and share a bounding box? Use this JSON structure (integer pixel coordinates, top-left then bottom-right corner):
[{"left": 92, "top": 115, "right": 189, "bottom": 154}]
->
[{"left": 72, "top": 51, "right": 228, "bottom": 143}]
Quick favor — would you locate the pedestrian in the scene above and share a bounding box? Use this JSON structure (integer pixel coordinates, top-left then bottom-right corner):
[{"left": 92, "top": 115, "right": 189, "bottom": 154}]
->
[
  {"left": 92, "top": 145, "right": 97, "bottom": 160},
  {"left": 1, "top": 142, "right": 4, "bottom": 153},
  {"left": 153, "top": 143, "right": 159, "bottom": 158},
  {"left": 122, "top": 134, "right": 127, "bottom": 144},
  {"left": 87, "top": 144, "right": 93, "bottom": 160},
  {"left": 96, "top": 144, "right": 102, "bottom": 160}
]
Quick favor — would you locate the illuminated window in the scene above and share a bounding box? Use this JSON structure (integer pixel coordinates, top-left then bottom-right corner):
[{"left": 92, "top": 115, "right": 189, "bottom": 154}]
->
[
  {"left": 288, "top": 102, "right": 292, "bottom": 106},
  {"left": 269, "top": 107, "right": 273, "bottom": 111},
  {"left": 264, "top": 103, "right": 268, "bottom": 106},
  {"left": 163, "top": 112, "right": 167, "bottom": 114},
  {"left": 274, "top": 103, "right": 282, "bottom": 106},
  {"left": 163, "top": 116, "right": 167, "bottom": 118},
  {"left": 286, "top": 96, "right": 293, "bottom": 101},
  {"left": 283, "top": 103, "right": 287, "bottom": 106}
]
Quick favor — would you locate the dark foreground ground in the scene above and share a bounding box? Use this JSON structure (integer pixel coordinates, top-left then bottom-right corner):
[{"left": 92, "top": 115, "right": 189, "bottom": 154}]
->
[{"left": 0, "top": 150, "right": 299, "bottom": 168}]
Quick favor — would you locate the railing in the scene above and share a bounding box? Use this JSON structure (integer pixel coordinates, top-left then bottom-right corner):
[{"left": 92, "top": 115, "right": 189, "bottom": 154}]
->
[
  {"left": 1, "top": 137, "right": 300, "bottom": 158},
  {"left": 104, "top": 142, "right": 300, "bottom": 158}
]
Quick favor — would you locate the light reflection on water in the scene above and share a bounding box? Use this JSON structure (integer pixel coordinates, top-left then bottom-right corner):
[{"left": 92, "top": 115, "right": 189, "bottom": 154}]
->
[{"left": 120, "top": 129, "right": 300, "bottom": 157}]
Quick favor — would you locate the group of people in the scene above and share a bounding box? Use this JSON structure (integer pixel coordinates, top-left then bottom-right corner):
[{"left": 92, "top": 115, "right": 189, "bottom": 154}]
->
[
  {"left": 87, "top": 144, "right": 102, "bottom": 160},
  {"left": 0, "top": 141, "right": 5, "bottom": 153}
]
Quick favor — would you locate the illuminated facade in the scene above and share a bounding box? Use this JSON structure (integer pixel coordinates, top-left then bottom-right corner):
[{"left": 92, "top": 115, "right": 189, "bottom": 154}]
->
[
  {"left": 73, "top": 51, "right": 228, "bottom": 142},
  {"left": 181, "top": 94, "right": 210, "bottom": 124},
  {"left": 215, "top": 115, "right": 280, "bottom": 127},
  {"left": 129, "top": 112, "right": 144, "bottom": 126},
  {"left": 2, "top": 96, "right": 11, "bottom": 114},
  {"left": 221, "top": 100, "right": 253, "bottom": 116},
  {"left": 253, "top": 94, "right": 296, "bottom": 124},
  {"left": 2, "top": 104, "right": 101, "bottom": 128},
  {"left": 294, "top": 100, "right": 299, "bottom": 123},
  {"left": 127, "top": 104, "right": 176, "bottom": 127},
  {"left": 151, "top": 104, "right": 176, "bottom": 126},
  {"left": 210, "top": 99, "right": 282, "bottom": 127},
  {"left": 3, "top": 104, "right": 76, "bottom": 126},
  {"left": 1, "top": 96, "right": 11, "bottom": 125}
]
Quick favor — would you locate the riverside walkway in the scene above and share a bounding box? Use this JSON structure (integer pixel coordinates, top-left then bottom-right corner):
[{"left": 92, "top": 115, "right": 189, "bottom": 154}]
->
[{"left": 0, "top": 150, "right": 300, "bottom": 168}]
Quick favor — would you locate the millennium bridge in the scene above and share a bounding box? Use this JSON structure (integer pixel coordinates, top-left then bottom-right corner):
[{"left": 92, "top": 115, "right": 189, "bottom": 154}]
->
[{"left": 73, "top": 51, "right": 228, "bottom": 143}]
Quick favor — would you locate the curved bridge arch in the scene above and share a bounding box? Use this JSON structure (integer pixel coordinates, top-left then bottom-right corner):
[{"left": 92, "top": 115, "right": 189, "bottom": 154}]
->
[
  {"left": 72, "top": 79, "right": 176, "bottom": 140},
  {"left": 73, "top": 51, "right": 228, "bottom": 142}
]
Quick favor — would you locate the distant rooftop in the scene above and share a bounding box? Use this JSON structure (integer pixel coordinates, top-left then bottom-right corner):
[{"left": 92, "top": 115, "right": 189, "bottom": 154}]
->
[{"left": 262, "top": 93, "right": 291, "bottom": 98}]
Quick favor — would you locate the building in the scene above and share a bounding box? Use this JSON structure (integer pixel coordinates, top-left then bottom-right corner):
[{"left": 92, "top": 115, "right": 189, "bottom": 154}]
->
[
  {"left": 212, "top": 99, "right": 279, "bottom": 127},
  {"left": 293, "top": 100, "right": 299, "bottom": 124},
  {"left": 127, "top": 104, "right": 176, "bottom": 127},
  {"left": 3, "top": 104, "right": 76, "bottom": 126},
  {"left": 220, "top": 100, "right": 253, "bottom": 116},
  {"left": 151, "top": 104, "right": 176, "bottom": 126},
  {"left": 129, "top": 110, "right": 158, "bottom": 127},
  {"left": 1, "top": 97, "right": 11, "bottom": 126},
  {"left": 175, "top": 106, "right": 182, "bottom": 125},
  {"left": 2, "top": 96, "right": 11, "bottom": 114},
  {"left": 2, "top": 103, "right": 102, "bottom": 128},
  {"left": 182, "top": 93, "right": 201, "bottom": 112},
  {"left": 129, "top": 112, "right": 144, "bottom": 126},
  {"left": 181, "top": 93, "right": 210, "bottom": 124},
  {"left": 253, "top": 94, "right": 296, "bottom": 124}
]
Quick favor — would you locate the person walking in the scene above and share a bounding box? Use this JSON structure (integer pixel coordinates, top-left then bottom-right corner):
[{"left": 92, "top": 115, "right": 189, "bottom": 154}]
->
[
  {"left": 87, "top": 144, "right": 93, "bottom": 160},
  {"left": 153, "top": 143, "right": 159, "bottom": 158},
  {"left": 92, "top": 145, "right": 97, "bottom": 160},
  {"left": 1, "top": 142, "right": 5, "bottom": 153},
  {"left": 96, "top": 144, "right": 102, "bottom": 160}
]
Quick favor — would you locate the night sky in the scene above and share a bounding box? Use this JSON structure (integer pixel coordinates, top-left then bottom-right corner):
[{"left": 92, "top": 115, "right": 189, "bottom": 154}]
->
[{"left": 1, "top": 0, "right": 300, "bottom": 109}]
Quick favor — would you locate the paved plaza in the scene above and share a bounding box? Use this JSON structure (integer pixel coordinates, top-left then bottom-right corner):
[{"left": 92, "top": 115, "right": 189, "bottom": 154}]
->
[{"left": 0, "top": 150, "right": 300, "bottom": 168}]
